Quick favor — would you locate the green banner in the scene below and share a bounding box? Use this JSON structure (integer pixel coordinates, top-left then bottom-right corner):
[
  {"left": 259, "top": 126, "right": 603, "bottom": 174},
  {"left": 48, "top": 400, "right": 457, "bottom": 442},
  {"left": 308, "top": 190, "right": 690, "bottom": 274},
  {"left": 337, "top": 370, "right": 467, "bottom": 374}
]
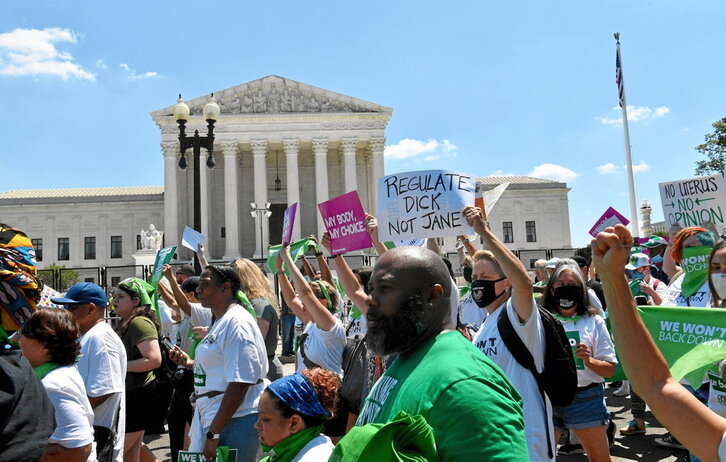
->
[
  {"left": 565, "top": 331, "right": 584, "bottom": 370},
  {"left": 149, "top": 246, "right": 177, "bottom": 287},
  {"left": 178, "top": 447, "right": 236, "bottom": 462},
  {"left": 609, "top": 306, "right": 726, "bottom": 388},
  {"left": 266, "top": 238, "right": 318, "bottom": 275}
]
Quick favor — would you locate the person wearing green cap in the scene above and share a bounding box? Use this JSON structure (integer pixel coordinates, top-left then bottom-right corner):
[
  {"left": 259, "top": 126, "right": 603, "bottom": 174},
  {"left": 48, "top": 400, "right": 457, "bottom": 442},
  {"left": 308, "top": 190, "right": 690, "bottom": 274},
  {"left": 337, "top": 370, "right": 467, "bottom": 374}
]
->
[{"left": 113, "top": 277, "right": 162, "bottom": 462}]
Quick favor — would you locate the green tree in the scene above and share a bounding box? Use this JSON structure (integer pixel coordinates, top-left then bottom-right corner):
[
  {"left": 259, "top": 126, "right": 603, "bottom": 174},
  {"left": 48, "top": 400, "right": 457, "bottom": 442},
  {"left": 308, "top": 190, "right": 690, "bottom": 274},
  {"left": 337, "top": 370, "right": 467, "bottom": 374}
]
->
[
  {"left": 38, "top": 264, "right": 79, "bottom": 291},
  {"left": 695, "top": 117, "right": 726, "bottom": 175}
]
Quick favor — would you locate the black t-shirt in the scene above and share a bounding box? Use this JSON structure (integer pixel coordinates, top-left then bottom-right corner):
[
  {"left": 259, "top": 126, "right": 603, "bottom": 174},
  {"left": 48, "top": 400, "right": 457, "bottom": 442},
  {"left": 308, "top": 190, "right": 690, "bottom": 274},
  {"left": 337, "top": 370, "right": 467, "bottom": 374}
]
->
[
  {"left": 587, "top": 279, "right": 607, "bottom": 310},
  {"left": 0, "top": 349, "right": 55, "bottom": 462}
]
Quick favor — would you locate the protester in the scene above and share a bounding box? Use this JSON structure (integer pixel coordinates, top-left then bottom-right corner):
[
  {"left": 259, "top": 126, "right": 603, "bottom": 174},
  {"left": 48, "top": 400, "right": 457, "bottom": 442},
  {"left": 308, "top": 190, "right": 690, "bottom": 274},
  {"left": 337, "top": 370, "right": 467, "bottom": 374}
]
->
[
  {"left": 592, "top": 224, "right": 726, "bottom": 462},
  {"left": 256, "top": 369, "right": 339, "bottom": 461},
  {"left": 625, "top": 253, "right": 668, "bottom": 306},
  {"left": 541, "top": 264, "right": 617, "bottom": 461},
  {"left": 175, "top": 265, "right": 195, "bottom": 284},
  {"left": 114, "top": 278, "right": 162, "bottom": 462},
  {"left": 231, "top": 258, "right": 283, "bottom": 380},
  {"left": 18, "top": 309, "right": 96, "bottom": 462},
  {"left": 534, "top": 259, "right": 549, "bottom": 286},
  {"left": 642, "top": 235, "right": 670, "bottom": 284},
  {"left": 462, "top": 206, "right": 554, "bottom": 461},
  {"left": 349, "top": 244, "right": 528, "bottom": 460},
  {"left": 167, "top": 265, "right": 268, "bottom": 462},
  {"left": 706, "top": 241, "right": 726, "bottom": 419},
  {"left": 53, "top": 283, "right": 127, "bottom": 462}
]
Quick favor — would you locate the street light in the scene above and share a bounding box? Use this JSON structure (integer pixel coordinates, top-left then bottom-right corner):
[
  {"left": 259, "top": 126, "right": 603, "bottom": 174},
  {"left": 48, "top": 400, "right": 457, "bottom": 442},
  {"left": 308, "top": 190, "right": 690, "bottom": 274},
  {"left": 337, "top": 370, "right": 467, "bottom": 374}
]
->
[
  {"left": 250, "top": 202, "right": 272, "bottom": 259},
  {"left": 174, "top": 93, "right": 219, "bottom": 271}
]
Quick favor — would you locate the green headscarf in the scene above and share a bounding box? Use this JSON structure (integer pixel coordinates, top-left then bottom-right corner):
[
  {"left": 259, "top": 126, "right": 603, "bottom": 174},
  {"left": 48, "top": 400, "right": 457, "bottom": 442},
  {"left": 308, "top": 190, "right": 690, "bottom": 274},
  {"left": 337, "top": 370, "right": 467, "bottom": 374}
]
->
[
  {"left": 260, "top": 425, "right": 324, "bottom": 462},
  {"left": 681, "top": 246, "right": 712, "bottom": 298},
  {"left": 118, "top": 277, "right": 160, "bottom": 321}
]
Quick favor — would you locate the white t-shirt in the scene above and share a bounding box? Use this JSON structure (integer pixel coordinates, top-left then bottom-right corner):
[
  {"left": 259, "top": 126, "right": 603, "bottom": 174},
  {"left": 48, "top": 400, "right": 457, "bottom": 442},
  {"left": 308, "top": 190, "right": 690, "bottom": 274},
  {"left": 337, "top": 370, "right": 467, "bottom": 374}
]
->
[
  {"left": 157, "top": 299, "right": 175, "bottom": 340},
  {"left": 177, "top": 303, "right": 213, "bottom": 352},
  {"left": 587, "top": 289, "right": 603, "bottom": 314},
  {"left": 558, "top": 314, "right": 617, "bottom": 387},
  {"left": 293, "top": 434, "right": 335, "bottom": 461},
  {"left": 42, "top": 365, "right": 97, "bottom": 461},
  {"left": 661, "top": 273, "right": 711, "bottom": 307},
  {"left": 77, "top": 321, "right": 126, "bottom": 462},
  {"left": 472, "top": 298, "right": 554, "bottom": 462},
  {"left": 192, "top": 304, "right": 268, "bottom": 427},
  {"left": 296, "top": 321, "right": 346, "bottom": 376},
  {"left": 459, "top": 292, "right": 487, "bottom": 327}
]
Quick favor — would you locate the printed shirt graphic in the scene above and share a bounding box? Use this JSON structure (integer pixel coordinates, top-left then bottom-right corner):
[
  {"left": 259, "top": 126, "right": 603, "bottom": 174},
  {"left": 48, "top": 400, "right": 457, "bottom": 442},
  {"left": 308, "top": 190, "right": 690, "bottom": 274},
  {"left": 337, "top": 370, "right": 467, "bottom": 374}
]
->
[
  {"left": 565, "top": 330, "right": 585, "bottom": 370},
  {"left": 356, "top": 331, "right": 529, "bottom": 461},
  {"left": 662, "top": 273, "right": 712, "bottom": 307}
]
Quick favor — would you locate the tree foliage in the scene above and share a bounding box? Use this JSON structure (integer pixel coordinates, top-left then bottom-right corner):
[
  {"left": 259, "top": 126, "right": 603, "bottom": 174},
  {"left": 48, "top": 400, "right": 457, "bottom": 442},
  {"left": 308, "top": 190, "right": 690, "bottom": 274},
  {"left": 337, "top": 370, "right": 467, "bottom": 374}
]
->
[
  {"left": 38, "top": 264, "right": 79, "bottom": 291},
  {"left": 695, "top": 118, "right": 726, "bottom": 175}
]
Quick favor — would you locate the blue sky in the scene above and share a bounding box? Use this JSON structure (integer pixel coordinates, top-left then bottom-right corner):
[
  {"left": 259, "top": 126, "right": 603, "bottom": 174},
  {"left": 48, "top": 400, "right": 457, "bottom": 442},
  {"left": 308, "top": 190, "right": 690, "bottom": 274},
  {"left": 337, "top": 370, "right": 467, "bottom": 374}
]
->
[{"left": 2, "top": 1, "right": 724, "bottom": 247}]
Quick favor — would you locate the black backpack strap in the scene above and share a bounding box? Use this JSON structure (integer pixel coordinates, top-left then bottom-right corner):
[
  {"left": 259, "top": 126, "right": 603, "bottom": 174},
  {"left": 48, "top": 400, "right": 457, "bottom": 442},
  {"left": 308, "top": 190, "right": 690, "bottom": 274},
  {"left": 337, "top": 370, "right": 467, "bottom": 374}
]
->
[{"left": 497, "top": 307, "right": 555, "bottom": 459}]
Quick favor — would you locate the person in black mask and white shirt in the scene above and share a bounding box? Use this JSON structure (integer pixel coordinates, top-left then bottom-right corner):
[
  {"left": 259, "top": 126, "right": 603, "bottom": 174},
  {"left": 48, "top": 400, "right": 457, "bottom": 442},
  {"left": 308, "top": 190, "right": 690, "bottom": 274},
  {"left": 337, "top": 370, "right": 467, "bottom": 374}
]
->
[{"left": 463, "top": 206, "right": 554, "bottom": 462}]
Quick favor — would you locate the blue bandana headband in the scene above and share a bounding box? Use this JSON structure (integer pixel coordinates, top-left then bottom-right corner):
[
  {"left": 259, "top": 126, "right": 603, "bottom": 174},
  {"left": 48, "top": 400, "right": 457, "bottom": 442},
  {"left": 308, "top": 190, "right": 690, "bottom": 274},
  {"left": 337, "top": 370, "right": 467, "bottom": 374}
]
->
[{"left": 267, "top": 372, "right": 331, "bottom": 419}]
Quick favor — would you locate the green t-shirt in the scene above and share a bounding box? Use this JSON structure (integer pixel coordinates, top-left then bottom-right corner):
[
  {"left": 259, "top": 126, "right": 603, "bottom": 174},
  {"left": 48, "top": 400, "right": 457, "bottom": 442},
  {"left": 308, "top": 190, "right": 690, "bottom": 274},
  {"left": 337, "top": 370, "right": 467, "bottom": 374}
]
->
[
  {"left": 355, "top": 331, "right": 528, "bottom": 461},
  {"left": 122, "top": 316, "right": 158, "bottom": 391}
]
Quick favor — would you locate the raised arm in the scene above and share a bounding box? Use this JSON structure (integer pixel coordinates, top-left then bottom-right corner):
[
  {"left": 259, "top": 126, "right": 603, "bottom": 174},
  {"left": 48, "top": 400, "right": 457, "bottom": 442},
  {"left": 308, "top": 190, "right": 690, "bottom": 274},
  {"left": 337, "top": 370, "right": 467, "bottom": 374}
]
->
[
  {"left": 300, "top": 255, "right": 316, "bottom": 280},
  {"left": 156, "top": 278, "right": 178, "bottom": 311},
  {"left": 322, "top": 232, "right": 369, "bottom": 315},
  {"left": 365, "top": 213, "right": 388, "bottom": 256},
  {"left": 275, "top": 253, "right": 311, "bottom": 324},
  {"left": 426, "top": 237, "right": 441, "bottom": 255},
  {"left": 463, "top": 206, "right": 533, "bottom": 322},
  {"left": 593, "top": 224, "right": 726, "bottom": 462},
  {"left": 663, "top": 224, "right": 682, "bottom": 278},
  {"left": 162, "top": 264, "right": 193, "bottom": 316},
  {"left": 309, "top": 235, "right": 334, "bottom": 286},
  {"left": 281, "top": 245, "right": 337, "bottom": 331},
  {"left": 196, "top": 243, "right": 209, "bottom": 270}
]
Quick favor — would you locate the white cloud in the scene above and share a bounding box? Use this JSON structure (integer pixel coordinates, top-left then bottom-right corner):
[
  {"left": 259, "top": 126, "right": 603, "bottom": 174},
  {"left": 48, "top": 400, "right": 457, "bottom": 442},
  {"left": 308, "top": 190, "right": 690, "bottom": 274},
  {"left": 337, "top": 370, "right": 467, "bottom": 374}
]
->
[
  {"left": 0, "top": 27, "right": 94, "bottom": 80},
  {"left": 488, "top": 170, "right": 516, "bottom": 177},
  {"left": 119, "top": 63, "right": 158, "bottom": 80},
  {"left": 598, "top": 105, "right": 670, "bottom": 125},
  {"left": 631, "top": 160, "right": 650, "bottom": 173},
  {"left": 94, "top": 59, "right": 108, "bottom": 70},
  {"left": 385, "top": 138, "right": 458, "bottom": 161},
  {"left": 527, "top": 163, "right": 579, "bottom": 182},
  {"left": 597, "top": 162, "right": 619, "bottom": 175}
]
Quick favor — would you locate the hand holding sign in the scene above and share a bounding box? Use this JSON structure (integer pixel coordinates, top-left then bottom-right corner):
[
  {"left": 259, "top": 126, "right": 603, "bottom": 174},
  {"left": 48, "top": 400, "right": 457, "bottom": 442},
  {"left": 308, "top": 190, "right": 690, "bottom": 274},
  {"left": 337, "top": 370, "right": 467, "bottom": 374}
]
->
[
  {"left": 281, "top": 203, "right": 298, "bottom": 246},
  {"left": 462, "top": 206, "right": 487, "bottom": 236}
]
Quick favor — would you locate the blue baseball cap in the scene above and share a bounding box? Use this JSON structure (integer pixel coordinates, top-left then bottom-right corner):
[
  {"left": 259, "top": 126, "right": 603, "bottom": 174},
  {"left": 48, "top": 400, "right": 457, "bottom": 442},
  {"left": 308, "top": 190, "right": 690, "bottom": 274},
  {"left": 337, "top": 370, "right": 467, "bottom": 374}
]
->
[{"left": 52, "top": 282, "right": 108, "bottom": 308}]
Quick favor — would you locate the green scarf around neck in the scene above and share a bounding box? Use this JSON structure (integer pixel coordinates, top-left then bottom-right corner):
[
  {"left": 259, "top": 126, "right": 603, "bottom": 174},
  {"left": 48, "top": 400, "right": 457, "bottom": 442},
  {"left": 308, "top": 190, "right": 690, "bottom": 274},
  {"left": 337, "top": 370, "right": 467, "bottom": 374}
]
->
[
  {"left": 260, "top": 425, "right": 323, "bottom": 462},
  {"left": 681, "top": 246, "right": 712, "bottom": 299},
  {"left": 33, "top": 361, "right": 60, "bottom": 379}
]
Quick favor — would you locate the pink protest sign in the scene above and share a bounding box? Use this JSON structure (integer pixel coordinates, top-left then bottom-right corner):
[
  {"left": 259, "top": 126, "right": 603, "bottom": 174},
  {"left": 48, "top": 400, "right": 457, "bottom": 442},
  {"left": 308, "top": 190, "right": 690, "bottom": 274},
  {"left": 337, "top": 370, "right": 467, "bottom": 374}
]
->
[
  {"left": 588, "top": 207, "right": 630, "bottom": 237},
  {"left": 318, "top": 191, "right": 373, "bottom": 254},
  {"left": 282, "top": 203, "right": 298, "bottom": 246}
]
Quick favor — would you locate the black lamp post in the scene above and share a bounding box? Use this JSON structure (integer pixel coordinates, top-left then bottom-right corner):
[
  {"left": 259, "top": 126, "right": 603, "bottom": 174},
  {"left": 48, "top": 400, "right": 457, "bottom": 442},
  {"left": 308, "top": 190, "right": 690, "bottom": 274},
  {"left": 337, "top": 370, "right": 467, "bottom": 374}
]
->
[
  {"left": 250, "top": 202, "right": 272, "bottom": 260},
  {"left": 173, "top": 94, "right": 220, "bottom": 272}
]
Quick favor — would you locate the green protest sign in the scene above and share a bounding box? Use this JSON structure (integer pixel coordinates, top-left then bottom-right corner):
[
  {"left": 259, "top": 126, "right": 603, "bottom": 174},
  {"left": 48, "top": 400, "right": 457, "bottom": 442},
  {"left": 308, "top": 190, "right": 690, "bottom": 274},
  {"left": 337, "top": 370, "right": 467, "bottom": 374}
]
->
[
  {"left": 565, "top": 331, "right": 584, "bottom": 370},
  {"left": 149, "top": 246, "right": 177, "bottom": 287},
  {"left": 178, "top": 447, "right": 236, "bottom": 462}
]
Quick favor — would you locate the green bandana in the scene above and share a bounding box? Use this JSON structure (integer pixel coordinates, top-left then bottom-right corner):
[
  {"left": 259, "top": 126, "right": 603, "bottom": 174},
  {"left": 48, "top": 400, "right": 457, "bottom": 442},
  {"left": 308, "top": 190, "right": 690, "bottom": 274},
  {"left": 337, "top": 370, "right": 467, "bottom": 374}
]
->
[
  {"left": 267, "top": 238, "right": 319, "bottom": 275},
  {"left": 260, "top": 425, "right": 323, "bottom": 462},
  {"left": 33, "top": 361, "right": 60, "bottom": 379},
  {"left": 629, "top": 279, "right": 645, "bottom": 297},
  {"left": 681, "top": 246, "right": 712, "bottom": 299},
  {"left": 235, "top": 290, "right": 257, "bottom": 319},
  {"left": 459, "top": 284, "right": 471, "bottom": 298}
]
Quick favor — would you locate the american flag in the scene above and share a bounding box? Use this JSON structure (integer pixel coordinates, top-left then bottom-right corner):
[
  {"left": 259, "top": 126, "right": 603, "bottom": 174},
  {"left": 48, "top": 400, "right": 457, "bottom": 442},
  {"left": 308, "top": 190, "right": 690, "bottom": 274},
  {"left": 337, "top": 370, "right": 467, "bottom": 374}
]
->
[{"left": 616, "top": 47, "right": 625, "bottom": 108}]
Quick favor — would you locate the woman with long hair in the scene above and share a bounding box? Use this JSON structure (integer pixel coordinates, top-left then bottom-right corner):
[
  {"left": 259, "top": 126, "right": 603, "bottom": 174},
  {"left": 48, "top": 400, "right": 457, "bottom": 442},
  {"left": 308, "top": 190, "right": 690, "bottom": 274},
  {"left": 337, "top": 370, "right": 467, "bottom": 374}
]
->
[
  {"left": 231, "top": 258, "right": 283, "bottom": 380},
  {"left": 168, "top": 265, "right": 268, "bottom": 462},
  {"left": 18, "top": 308, "right": 95, "bottom": 462},
  {"left": 541, "top": 264, "right": 617, "bottom": 462},
  {"left": 114, "top": 278, "right": 161, "bottom": 462}
]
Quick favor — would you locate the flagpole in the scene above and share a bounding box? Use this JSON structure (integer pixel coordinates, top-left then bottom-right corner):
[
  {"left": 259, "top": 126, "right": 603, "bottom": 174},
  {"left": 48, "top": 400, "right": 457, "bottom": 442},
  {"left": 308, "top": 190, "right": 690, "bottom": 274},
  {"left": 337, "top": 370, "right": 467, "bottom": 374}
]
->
[{"left": 615, "top": 32, "right": 640, "bottom": 239}]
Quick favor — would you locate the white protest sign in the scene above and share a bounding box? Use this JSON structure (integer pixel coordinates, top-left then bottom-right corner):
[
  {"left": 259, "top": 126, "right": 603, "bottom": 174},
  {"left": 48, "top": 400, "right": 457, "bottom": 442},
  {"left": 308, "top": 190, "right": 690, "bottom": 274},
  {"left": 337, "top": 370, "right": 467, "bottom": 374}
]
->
[
  {"left": 376, "top": 169, "right": 476, "bottom": 241},
  {"left": 659, "top": 174, "right": 726, "bottom": 227},
  {"left": 181, "top": 226, "right": 205, "bottom": 252}
]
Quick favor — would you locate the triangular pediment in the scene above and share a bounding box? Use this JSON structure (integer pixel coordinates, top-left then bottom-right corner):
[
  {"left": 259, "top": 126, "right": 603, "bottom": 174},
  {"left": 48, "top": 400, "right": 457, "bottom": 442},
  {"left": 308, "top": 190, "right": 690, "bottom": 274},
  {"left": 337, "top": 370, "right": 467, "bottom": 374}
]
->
[{"left": 151, "top": 75, "right": 391, "bottom": 117}]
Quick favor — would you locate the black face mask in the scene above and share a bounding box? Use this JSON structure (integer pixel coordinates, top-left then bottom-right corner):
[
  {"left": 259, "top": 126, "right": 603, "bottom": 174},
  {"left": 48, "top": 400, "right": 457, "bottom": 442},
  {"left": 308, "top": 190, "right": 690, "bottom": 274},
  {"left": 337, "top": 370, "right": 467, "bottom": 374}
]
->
[
  {"left": 553, "top": 285, "right": 583, "bottom": 310},
  {"left": 471, "top": 277, "right": 506, "bottom": 308},
  {"left": 463, "top": 267, "right": 473, "bottom": 283}
]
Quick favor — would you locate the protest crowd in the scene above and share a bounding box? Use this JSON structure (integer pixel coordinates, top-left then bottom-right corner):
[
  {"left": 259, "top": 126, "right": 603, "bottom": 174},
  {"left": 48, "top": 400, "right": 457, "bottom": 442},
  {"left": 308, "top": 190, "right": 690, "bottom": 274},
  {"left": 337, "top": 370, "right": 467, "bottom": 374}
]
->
[{"left": 6, "top": 173, "right": 726, "bottom": 462}]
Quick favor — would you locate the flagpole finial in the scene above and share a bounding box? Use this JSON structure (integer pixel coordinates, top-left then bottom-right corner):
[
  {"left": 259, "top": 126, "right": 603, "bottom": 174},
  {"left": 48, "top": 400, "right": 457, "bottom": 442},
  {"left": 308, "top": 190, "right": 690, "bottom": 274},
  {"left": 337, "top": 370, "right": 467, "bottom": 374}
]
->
[{"left": 614, "top": 32, "right": 620, "bottom": 42}]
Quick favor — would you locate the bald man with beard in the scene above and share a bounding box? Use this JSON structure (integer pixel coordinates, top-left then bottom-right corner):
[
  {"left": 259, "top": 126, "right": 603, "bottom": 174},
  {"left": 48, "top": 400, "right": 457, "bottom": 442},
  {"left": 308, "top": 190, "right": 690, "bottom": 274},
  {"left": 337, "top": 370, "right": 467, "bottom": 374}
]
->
[{"left": 351, "top": 246, "right": 528, "bottom": 461}]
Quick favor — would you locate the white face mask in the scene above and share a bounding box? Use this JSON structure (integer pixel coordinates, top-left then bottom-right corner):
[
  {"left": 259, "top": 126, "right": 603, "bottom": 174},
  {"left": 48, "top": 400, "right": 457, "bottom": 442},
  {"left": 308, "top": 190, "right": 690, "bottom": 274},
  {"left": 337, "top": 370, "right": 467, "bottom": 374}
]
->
[{"left": 711, "top": 273, "right": 726, "bottom": 300}]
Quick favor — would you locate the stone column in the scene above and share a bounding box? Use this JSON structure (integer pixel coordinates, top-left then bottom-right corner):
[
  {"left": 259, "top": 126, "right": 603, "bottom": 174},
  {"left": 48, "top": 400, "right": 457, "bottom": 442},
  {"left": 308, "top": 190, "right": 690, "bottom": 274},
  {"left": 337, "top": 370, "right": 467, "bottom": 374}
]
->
[
  {"left": 283, "top": 138, "right": 301, "bottom": 241},
  {"left": 161, "top": 141, "right": 179, "bottom": 250},
  {"left": 251, "top": 139, "right": 269, "bottom": 259},
  {"left": 222, "top": 141, "right": 240, "bottom": 260},
  {"left": 313, "top": 138, "right": 330, "bottom": 236},
  {"left": 368, "top": 137, "right": 386, "bottom": 212},
  {"left": 341, "top": 137, "right": 358, "bottom": 193}
]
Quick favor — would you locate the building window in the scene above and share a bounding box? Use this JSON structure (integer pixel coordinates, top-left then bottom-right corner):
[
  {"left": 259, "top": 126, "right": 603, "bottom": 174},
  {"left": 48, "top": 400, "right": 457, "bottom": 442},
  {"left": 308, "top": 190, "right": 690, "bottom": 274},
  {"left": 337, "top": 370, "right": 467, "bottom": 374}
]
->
[
  {"left": 136, "top": 234, "right": 142, "bottom": 250},
  {"left": 526, "top": 221, "right": 537, "bottom": 243},
  {"left": 57, "top": 238, "right": 70, "bottom": 261},
  {"left": 31, "top": 238, "right": 43, "bottom": 261},
  {"left": 502, "top": 221, "right": 514, "bottom": 243},
  {"left": 111, "top": 276, "right": 121, "bottom": 287},
  {"left": 85, "top": 277, "right": 95, "bottom": 283},
  {"left": 111, "top": 236, "right": 122, "bottom": 259},
  {"left": 84, "top": 237, "right": 96, "bottom": 260},
  {"left": 221, "top": 227, "right": 226, "bottom": 238},
  {"left": 529, "top": 258, "right": 538, "bottom": 269}
]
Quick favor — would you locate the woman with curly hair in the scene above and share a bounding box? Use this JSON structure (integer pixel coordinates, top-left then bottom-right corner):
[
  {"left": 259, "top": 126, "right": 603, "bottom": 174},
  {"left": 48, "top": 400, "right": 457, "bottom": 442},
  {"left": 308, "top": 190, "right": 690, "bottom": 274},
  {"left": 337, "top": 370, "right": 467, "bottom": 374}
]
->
[
  {"left": 18, "top": 308, "right": 95, "bottom": 462},
  {"left": 232, "top": 258, "right": 282, "bottom": 380},
  {"left": 113, "top": 278, "right": 162, "bottom": 462},
  {"left": 661, "top": 226, "right": 717, "bottom": 307},
  {"left": 255, "top": 368, "right": 339, "bottom": 462}
]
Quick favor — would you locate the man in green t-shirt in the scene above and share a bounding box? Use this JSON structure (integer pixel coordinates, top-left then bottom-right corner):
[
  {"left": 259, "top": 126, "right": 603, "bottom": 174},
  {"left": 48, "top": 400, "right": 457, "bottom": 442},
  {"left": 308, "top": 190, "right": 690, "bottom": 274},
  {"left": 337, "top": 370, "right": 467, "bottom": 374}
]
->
[{"left": 349, "top": 246, "right": 528, "bottom": 461}]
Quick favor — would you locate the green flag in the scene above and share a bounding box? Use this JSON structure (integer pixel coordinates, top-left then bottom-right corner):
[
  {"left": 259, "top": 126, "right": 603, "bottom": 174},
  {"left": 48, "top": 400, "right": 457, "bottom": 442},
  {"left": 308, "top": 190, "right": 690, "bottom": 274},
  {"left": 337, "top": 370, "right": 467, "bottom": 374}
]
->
[
  {"left": 149, "top": 246, "right": 177, "bottom": 287},
  {"left": 267, "top": 237, "right": 318, "bottom": 275}
]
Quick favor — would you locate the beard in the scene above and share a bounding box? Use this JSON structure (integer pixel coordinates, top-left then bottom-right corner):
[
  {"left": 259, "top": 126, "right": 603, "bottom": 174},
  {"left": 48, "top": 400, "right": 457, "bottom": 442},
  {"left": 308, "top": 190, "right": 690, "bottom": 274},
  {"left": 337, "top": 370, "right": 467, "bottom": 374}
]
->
[{"left": 366, "top": 294, "right": 430, "bottom": 356}]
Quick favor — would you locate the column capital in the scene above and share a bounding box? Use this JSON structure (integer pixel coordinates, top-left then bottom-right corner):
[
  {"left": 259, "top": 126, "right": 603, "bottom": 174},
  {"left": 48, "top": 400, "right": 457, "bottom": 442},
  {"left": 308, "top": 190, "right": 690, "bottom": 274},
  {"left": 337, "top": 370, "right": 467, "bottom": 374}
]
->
[
  {"left": 368, "top": 136, "right": 386, "bottom": 153},
  {"left": 221, "top": 140, "right": 238, "bottom": 155},
  {"left": 282, "top": 138, "right": 300, "bottom": 154},
  {"left": 312, "top": 138, "right": 329, "bottom": 155},
  {"left": 251, "top": 139, "right": 268, "bottom": 156},
  {"left": 340, "top": 137, "right": 358, "bottom": 154},
  {"left": 160, "top": 141, "right": 178, "bottom": 158}
]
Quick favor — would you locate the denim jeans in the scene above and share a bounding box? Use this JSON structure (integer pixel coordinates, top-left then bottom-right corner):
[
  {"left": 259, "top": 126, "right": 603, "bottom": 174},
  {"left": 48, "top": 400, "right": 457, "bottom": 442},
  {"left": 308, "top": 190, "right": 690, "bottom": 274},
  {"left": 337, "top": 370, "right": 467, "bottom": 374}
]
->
[
  {"left": 281, "top": 314, "right": 296, "bottom": 355},
  {"left": 213, "top": 413, "right": 260, "bottom": 462}
]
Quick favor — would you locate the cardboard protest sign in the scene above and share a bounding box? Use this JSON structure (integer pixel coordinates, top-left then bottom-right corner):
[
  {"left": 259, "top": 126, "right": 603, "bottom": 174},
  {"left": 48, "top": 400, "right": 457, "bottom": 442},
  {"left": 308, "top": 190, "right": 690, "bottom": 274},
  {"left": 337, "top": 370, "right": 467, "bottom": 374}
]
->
[
  {"left": 659, "top": 173, "right": 726, "bottom": 228},
  {"left": 318, "top": 191, "right": 373, "bottom": 254},
  {"left": 181, "top": 226, "right": 205, "bottom": 252},
  {"left": 281, "top": 203, "right": 298, "bottom": 246},
  {"left": 149, "top": 246, "right": 177, "bottom": 287},
  {"left": 588, "top": 207, "right": 630, "bottom": 237},
  {"left": 377, "top": 170, "right": 476, "bottom": 242}
]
